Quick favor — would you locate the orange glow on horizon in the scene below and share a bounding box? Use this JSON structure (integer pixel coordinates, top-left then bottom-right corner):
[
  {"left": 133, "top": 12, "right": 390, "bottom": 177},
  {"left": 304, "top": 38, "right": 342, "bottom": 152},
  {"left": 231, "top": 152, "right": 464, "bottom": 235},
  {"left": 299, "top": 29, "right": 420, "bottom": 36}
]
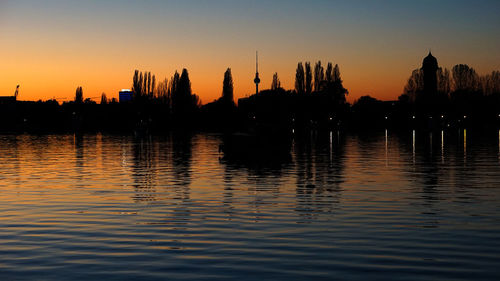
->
[
  {"left": 1, "top": 52, "right": 497, "bottom": 105},
  {"left": 0, "top": 55, "right": 418, "bottom": 104}
]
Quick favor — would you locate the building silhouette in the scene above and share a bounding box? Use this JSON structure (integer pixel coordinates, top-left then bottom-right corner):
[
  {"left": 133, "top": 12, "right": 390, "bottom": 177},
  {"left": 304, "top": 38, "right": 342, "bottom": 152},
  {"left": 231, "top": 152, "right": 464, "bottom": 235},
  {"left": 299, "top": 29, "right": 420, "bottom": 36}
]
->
[
  {"left": 119, "top": 89, "right": 133, "bottom": 103},
  {"left": 422, "top": 52, "right": 438, "bottom": 98}
]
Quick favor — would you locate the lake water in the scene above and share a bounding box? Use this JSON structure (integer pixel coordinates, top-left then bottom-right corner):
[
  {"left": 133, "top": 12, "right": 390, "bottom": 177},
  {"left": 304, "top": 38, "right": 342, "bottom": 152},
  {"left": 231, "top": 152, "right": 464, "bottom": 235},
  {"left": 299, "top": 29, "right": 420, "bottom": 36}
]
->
[{"left": 1, "top": 130, "right": 500, "bottom": 280}]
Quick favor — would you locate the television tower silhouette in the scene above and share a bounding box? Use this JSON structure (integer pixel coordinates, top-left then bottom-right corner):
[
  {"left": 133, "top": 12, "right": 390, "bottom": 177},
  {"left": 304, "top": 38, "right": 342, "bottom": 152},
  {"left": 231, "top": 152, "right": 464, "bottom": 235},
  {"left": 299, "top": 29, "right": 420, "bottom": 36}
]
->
[{"left": 254, "top": 51, "right": 260, "bottom": 95}]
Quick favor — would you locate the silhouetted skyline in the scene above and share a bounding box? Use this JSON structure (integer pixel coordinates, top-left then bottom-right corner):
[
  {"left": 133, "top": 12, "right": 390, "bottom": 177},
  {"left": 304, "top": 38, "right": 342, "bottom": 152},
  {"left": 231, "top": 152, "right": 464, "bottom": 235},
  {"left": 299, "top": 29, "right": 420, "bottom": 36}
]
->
[{"left": 0, "top": 51, "right": 499, "bottom": 133}]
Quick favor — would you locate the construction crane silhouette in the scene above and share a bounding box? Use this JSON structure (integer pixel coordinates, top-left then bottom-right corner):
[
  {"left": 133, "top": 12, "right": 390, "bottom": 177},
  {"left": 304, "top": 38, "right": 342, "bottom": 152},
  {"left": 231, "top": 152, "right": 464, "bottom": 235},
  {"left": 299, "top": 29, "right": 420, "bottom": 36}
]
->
[
  {"left": 51, "top": 97, "right": 68, "bottom": 101},
  {"left": 0, "top": 84, "right": 19, "bottom": 103},
  {"left": 14, "top": 85, "right": 19, "bottom": 99},
  {"left": 51, "top": 96, "right": 100, "bottom": 102}
]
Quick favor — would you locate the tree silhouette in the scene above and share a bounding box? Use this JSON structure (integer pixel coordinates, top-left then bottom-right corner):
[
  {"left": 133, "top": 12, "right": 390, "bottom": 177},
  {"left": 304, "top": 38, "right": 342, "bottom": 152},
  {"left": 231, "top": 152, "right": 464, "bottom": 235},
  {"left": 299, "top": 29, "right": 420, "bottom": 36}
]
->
[
  {"left": 147, "top": 72, "right": 152, "bottom": 97},
  {"left": 403, "top": 69, "right": 424, "bottom": 101},
  {"left": 156, "top": 78, "right": 170, "bottom": 104},
  {"left": 222, "top": 68, "right": 234, "bottom": 104},
  {"left": 139, "top": 72, "right": 144, "bottom": 96},
  {"left": 143, "top": 72, "right": 148, "bottom": 97},
  {"left": 192, "top": 93, "right": 201, "bottom": 108},
  {"left": 151, "top": 75, "right": 156, "bottom": 98},
  {"left": 403, "top": 66, "right": 451, "bottom": 103},
  {"left": 170, "top": 71, "right": 180, "bottom": 98},
  {"left": 481, "top": 71, "right": 500, "bottom": 95},
  {"left": 132, "top": 70, "right": 158, "bottom": 103},
  {"left": 314, "top": 61, "right": 324, "bottom": 92},
  {"left": 324, "top": 63, "right": 348, "bottom": 104},
  {"left": 100, "top": 93, "right": 107, "bottom": 104},
  {"left": 178, "top": 69, "right": 192, "bottom": 97},
  {"left": 132, "top": 70, "right": 139, "bottom": 96},
  {"left": 305, "top": 62, "right": 312, "bottom": 94},
  {"left": 437, "top": 68, "right": 451, "bottom": 95},
  {"left": 271, "top": 72, "right": 281, "bottom": 91},
  {"left": 74, "top": 86, "right": 83, "bottom": 104},
  {"left": 333, "top": 64, "right": 341, "bottom": 83},
  {"left": 452, "top": 64, "right": 480, "bottom": 93},
  {"left": 172, "top": 68, "right": 198, "bottom": 117},
  {"left": 295, "top": 62, "right": 305, "bottom": 94},
  {"left": 132, "top": 70, "right": 143, "bottom": 99},
  {"left": 325, "top": 62, "right": 333, "bottom": 83}
]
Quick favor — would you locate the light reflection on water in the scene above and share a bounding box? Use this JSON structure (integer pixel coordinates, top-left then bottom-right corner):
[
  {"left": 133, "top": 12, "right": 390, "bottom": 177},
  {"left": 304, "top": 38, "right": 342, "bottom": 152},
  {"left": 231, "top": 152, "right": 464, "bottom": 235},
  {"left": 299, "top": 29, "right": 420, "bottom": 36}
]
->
[{"left": 0, "top": 131, "right": 499, "bottom": 280}]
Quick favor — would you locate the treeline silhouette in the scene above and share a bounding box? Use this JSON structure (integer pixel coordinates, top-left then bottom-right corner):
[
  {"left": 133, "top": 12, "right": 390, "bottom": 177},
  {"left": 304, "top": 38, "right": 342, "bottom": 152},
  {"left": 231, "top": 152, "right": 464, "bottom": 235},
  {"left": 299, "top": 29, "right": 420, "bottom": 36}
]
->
[
  {"left": 238, "top": 61, "right": 349, "bottom": 135},
  {"left": 361, "top": 62, "right": 500, "bottom": 129},
  {"left": 1, "top": 55, "right": 499, "bottom": 134}
]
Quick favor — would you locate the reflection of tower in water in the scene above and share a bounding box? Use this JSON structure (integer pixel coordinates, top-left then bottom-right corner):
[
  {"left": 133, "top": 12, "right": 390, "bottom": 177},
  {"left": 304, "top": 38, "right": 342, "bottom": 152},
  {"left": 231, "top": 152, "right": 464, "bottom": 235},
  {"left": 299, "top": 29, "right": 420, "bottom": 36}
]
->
[
  {"left": 74, "top": 134, "right": 85, "bottom": 187},
  {"left": 294, "top": 131, "right": 345, "bottom": 220}
]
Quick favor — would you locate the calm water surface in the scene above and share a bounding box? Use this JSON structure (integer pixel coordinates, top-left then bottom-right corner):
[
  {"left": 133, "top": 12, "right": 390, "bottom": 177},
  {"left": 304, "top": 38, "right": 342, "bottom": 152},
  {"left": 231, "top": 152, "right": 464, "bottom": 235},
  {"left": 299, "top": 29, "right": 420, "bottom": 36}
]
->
[{"left": 0, "top": 131, "right": 499, "bottom": 280}]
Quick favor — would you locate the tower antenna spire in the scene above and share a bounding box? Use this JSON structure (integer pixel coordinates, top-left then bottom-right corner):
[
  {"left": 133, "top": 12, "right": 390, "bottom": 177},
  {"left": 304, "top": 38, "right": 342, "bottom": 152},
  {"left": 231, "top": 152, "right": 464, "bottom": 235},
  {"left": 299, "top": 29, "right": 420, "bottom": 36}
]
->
[
  {"left": 256, "top": 51, "right": 258, "bottom": 72},
  {"left": 253, "top": 51, "right": 260, "bottom": 95}
]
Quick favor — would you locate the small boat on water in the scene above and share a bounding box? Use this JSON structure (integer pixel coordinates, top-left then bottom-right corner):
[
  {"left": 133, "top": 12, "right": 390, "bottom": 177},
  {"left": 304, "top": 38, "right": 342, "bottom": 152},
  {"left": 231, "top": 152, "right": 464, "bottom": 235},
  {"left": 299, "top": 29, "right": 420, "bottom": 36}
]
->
[{"left": 219, "top": 128, "right": 292, "bottom": 165}]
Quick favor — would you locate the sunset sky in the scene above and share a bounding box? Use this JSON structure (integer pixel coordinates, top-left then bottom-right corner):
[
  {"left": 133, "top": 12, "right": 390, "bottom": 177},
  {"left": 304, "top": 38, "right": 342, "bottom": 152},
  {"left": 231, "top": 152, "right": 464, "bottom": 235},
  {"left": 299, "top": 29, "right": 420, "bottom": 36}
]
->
[{"left": 0, "top": 0, "right": 499, "bottom": 104}]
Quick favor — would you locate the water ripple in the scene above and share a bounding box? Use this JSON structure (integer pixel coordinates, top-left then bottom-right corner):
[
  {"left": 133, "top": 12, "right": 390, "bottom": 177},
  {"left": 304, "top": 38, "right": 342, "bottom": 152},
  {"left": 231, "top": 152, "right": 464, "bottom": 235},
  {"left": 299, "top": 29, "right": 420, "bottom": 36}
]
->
[{"left": 0, "top": 132, "right": 499, "bottom": 280}]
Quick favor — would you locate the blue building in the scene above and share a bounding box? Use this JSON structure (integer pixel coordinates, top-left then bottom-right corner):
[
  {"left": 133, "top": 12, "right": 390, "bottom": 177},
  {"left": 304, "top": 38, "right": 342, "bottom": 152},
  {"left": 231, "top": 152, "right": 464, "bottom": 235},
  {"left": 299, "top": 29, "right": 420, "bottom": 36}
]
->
[{"left": 119, "top": 89, "right": 133, "bottom": 103}]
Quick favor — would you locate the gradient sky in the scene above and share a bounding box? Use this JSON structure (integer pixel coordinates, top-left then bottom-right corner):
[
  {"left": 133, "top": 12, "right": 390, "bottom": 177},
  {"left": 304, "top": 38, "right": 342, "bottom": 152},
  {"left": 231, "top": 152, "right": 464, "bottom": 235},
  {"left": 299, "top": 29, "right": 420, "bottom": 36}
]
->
[{"left": 0, "top": 0, "right": 499, "bottom": 103}]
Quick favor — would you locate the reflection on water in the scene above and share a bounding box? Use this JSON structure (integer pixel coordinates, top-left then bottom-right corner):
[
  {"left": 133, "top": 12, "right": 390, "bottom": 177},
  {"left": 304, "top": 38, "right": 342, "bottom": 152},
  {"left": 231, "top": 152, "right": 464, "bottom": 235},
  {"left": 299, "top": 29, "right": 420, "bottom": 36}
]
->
[
  {"left": 441, "top": 130, "right": 444, "bottom": 163},
  {"left": 464, "top": 129, "right": 467, "bottom": 162},
  {"left": 0, "top": 131, "right": 499, "bottom": 280}
]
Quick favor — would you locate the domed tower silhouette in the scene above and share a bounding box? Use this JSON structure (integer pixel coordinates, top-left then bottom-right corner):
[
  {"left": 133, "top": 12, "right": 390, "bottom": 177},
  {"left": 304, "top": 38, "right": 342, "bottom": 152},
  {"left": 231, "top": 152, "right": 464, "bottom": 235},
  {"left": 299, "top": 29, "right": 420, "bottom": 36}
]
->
[
  {"left": 422, "top": 51, "right": 438, "bottom": 97},
  {"left": 254, "top": 51, "right": 260, "bottom": 95}
]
